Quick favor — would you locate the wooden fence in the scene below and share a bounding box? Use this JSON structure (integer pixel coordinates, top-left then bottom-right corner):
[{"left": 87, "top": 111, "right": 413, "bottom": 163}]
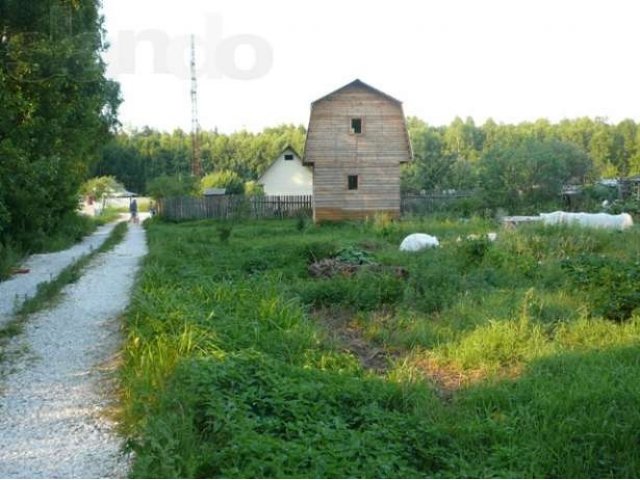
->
[
  {"left": 159, "top": 195, "right": 312, "bottom": 221},
  {"left": 158, "top": 192, "right": 474, "bottom": 221}
]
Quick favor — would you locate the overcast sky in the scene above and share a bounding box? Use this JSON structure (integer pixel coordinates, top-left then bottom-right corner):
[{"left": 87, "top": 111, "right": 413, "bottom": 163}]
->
[{"left": 101, "top": 0, "right": 640, "bottom": 133}]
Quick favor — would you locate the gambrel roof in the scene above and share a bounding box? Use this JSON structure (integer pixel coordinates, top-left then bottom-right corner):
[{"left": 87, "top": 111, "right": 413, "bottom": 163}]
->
[{"left": 303, "top": 79, "right": 412, "bottom": 165}]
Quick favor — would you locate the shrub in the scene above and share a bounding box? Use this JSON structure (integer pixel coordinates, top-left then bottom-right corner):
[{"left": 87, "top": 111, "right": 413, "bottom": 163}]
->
[
  {"left": 561, "top": 255, "right": 640, "bottom": 321},
  {"left": 200, "top": 170, "right": 244, "bottom": 195},
  {"left": 147, "top": 175, "right": 197, "bottom": 199}
]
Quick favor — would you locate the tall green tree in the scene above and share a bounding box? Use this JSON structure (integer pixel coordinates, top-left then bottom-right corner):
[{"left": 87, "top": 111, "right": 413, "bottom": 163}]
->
[
  {"left": 403, "top": 118, "right": 459, "bottom": 192},
  {"left": 0, "top": 0, "right": 119, "bottom": 249},
  {"left": 612, "top": 119, "right": 638, "bottom": 176},
  {"left": 478, "top": 139, "right": 592, "bottom": 212},
  {"left": 443, "top": 116, "right": 483, "bottom": 162}
]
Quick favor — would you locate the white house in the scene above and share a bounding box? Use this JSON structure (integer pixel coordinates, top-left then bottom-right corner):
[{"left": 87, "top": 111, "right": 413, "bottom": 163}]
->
[{"left": 258, "top": 146, "right": 313, "bottom": 196}]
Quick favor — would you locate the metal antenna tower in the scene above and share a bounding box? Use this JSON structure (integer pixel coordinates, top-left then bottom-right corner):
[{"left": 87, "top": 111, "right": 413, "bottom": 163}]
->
[{"left": 190, "top": 34, "right": 202, "bottom": 178}]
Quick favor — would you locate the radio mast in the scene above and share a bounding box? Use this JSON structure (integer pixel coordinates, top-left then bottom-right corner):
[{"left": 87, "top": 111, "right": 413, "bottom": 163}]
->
[{"left": 190, "top": 34, "right": 202, "bottom": 178}]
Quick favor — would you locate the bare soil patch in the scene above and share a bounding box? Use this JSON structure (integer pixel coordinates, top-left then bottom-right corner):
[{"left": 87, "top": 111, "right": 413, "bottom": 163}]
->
[{"left": 311, "top": 307, "right": 391, "bottom": 373}]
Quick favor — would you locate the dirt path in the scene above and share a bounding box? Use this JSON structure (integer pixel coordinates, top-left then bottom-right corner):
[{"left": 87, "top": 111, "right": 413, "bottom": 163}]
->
[{"left": 0, "top": 218, "right": 148, "bottom": 478}]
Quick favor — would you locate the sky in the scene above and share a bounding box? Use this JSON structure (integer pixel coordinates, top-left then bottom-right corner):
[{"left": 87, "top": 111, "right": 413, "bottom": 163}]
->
[{"left": 101, "top": 0, "right": 640, "bottom": 134}]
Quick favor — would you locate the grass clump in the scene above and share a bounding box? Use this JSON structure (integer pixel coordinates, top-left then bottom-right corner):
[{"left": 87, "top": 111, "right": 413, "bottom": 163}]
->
[
  {"left": 562, "top": 254, "right": 640, "bottom": 321},
  {"left": 0, "top": 210, "right": 122, "bottom": 281}
]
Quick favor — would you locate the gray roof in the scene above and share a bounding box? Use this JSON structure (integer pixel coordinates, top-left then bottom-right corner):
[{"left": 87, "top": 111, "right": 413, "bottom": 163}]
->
[{"left": 203, "top": 188, "right": 226, "bottom": 196}]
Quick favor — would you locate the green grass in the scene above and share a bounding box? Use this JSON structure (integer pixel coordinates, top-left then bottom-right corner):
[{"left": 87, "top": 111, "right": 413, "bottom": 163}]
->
[
  {"left": 120, "top": 217, "right": 640, "bottom": 478},
  {"left": 0, "top": 209, "right": 122, "bottom": 280}
]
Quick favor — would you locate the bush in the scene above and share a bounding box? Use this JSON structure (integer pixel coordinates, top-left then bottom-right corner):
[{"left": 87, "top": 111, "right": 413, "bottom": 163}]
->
[
  {"left": 561, "top": 254, "right": 640, "bottom": 321},
  {"left": 200, "top": 170, "right": 244, "bottom": 195},
  {"left": 147, "top": 175, "right": 198, "bottom": 199},
  {"left": 608, "top": 198, "right": 640, "bottom": 216}
]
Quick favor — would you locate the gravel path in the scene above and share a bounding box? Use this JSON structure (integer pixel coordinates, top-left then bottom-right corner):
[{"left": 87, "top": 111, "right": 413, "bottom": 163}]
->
[
  {"left": 0, "top": 218, "right": 148, "bottom": 478},
  {"left": 0, "top": 220, "right": 122, "bottom": 330}
]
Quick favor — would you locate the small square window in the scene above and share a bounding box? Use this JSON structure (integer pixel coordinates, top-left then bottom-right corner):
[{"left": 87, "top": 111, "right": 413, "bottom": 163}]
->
[
  {"left": 348, "top": 175, "right": 359, "bottom": 190},
  {"left": 284, "top": 154, "right": 294, "bottom": 160},
  {"left": 351, "top": 118, "right": 362, "bottom": 134}
]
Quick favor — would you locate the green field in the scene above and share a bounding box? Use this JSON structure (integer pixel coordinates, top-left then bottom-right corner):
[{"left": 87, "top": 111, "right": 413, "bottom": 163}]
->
[{"left": 120, "top": 216, "right": 640, "bottom": 478}]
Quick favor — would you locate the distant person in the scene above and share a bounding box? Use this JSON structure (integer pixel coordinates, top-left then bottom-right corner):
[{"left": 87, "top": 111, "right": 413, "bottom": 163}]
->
[
  {"left": 129, "top": 198, "right": 139, "bottom": 224},
  {"left": 149, "top": 201, "right": 157, "bottom": 217}
]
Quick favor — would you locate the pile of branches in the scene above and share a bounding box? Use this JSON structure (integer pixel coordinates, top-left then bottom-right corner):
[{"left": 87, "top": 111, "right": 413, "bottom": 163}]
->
[{"left": 308, "top": 258, "right": 408, "bottom": 279}]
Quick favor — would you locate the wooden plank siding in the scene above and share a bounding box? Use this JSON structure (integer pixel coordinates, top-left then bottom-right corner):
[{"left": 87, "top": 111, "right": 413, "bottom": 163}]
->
[{"left": 303, "top": 79, "right": 412, "bottom": 222}]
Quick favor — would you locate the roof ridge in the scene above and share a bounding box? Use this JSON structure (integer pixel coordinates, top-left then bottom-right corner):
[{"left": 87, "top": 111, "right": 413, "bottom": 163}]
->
[{"left": 311, "top": 79, "right": 402, "bottom": 105}]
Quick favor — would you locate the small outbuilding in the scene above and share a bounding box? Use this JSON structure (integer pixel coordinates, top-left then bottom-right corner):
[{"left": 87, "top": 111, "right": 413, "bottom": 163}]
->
[
  {"left": 258, "top": 146, "right": 313, "bottom": 196},
  {"left": 303, "top": 79, "right": 413, "bottom": 222}
]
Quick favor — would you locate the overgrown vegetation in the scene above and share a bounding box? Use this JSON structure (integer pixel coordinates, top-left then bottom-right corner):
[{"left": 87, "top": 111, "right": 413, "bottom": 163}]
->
[
  {"left": 121, "top": 217, "right": 640, "bottom": 478},
  {"left": 0, "top": 210, "right": 121, "bottom": 281}
]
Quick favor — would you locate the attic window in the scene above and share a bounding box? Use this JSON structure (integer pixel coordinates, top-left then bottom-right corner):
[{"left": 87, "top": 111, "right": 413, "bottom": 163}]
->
[
  {"left": 351, "top": 118, "right": 362, "bottom": 134},
  {"left": 348, "top": 174, "right": 359, "bottom": 190},
  {"left": 284, "top": 154, "right": 294, "bottom": 160}
]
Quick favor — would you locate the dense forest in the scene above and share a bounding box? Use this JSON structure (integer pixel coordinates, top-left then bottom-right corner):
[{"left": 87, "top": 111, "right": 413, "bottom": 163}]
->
[
  {"left": 0, "top": 0, "right": 119, "bottom": 252},
  {"left": 94, "top": 116, "right": 640, "bottom": 202}
]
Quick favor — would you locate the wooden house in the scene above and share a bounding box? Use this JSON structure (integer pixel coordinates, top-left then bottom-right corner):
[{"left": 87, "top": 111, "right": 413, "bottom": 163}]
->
[
  {"left": 303, "top": 79, "right": 412, "bottom": 222},
  {"left": 258, "top": 146, "right": 313, "bottom": 196}
]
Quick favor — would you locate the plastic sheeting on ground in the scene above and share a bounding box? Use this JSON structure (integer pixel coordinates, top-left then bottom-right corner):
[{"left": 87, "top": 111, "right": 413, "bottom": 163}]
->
[
  {"left": 540, "top": 211, "right": 633, "bottom": 230},
  {"left": 399, "top": 233, "right": 439, "bottom": 252}
]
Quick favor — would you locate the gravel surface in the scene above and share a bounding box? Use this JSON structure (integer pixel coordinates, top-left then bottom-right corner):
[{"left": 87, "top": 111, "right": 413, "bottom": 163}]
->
[
  {"left": 0, "top": 221, "right": 121, "bottom": 329},
  {"left": 0, "top": 218, "right": 148, "bottom": 478}
]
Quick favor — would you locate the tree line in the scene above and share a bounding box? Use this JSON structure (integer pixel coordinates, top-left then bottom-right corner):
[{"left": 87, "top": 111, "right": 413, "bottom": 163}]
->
[
  {"left": 95, "top": 116, "right": 640, "bottom": 205},
  {"left": 403, "top": 116, "right": 640, "bottom": 193},
  {"left": 93, "top": 125, "right": 306, "bottom": 195}
]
